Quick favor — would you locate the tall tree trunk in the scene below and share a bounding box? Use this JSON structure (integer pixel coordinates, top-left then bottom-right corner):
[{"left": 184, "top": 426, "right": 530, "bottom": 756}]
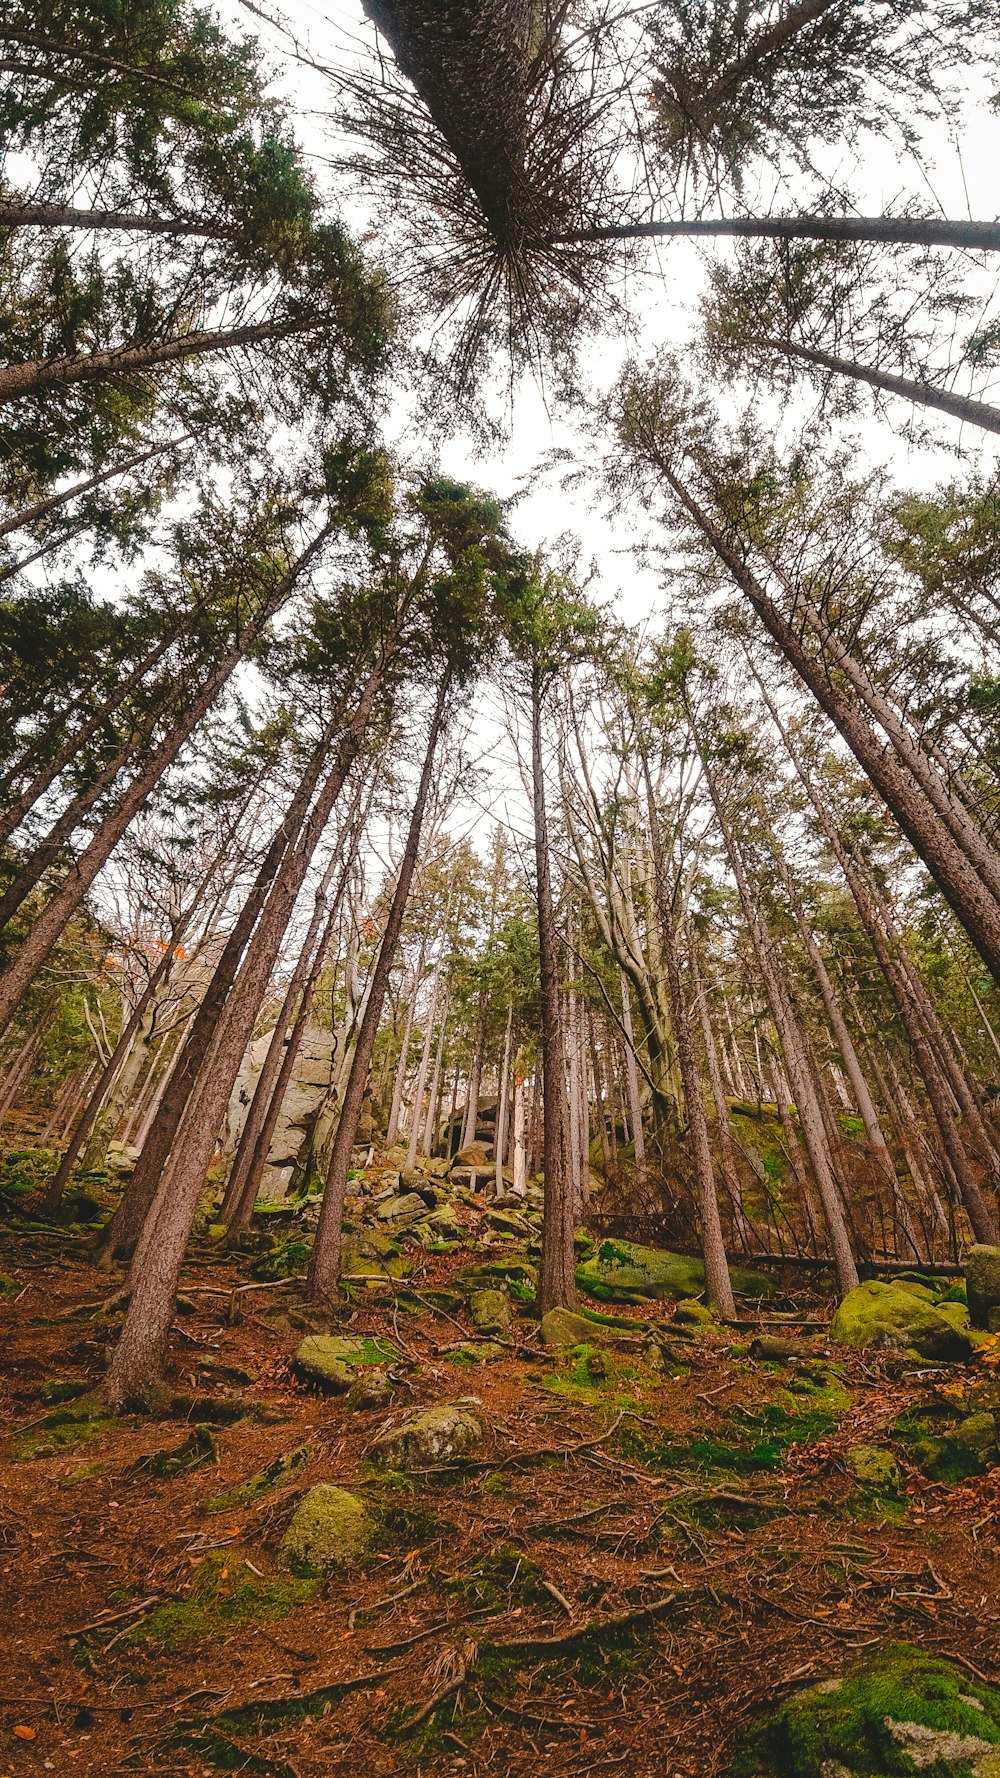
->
[
  {"left": 387, "top": 945, "right": 426, "bottom": 1148},
  {"left": 700, "top": 760, "right": 859, "bottom": 1290},
  {"left": 620, "top": 971, "right": 646, "bottom": 1166},
  {"left": 568, "top": 215, "right": 1000, "bottom": 252},
  {"left": 307, "top": 673, "right": 451, "bottom": 1300},
  {"left": 754, "top": 335, "right": 1000, "bottom": 438},
  {"left": 220, "top": 838, "right": 354, "bottom": 1225},
  {"left": 495, "top": 999, "right": 514, "bottom": 1197},
  {"left": 643, "top": 763, "right": 735, "bottom": 1317},
  {"left": 0, "top": 314, "right": 321, "bottom": 407},
  {"left": 660, "top": 460, "right": 1000, "bottom": 979},
  {"left": 406, "top": 942, "right": 446, "bottom": 1170},
  {"left": 104, "top": 696, "right": 375, "bottom": 1401},
  {"left": 0, "top": 432, "right": 190, "bottom": 539},
  {"left": 532, "top": 666, "right": 576, "bottom": 1314},
  {"left": 0, "top": 522, "right": 334, "bottom": 1033},
  {"left": 692, "top": 947, "right": 751, "bottom": 1250},
  {"left": 422, "top": 984, "right": 450, "bottom": 1157}
]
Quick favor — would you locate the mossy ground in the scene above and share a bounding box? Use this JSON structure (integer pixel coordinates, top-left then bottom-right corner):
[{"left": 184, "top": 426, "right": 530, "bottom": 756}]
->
[{"left": 3, "top": 1167, "right": 998, "bottom": 1777}]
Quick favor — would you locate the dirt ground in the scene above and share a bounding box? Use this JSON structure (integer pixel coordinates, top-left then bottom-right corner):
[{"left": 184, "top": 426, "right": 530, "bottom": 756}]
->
[{"left": 2, "top": 1205, "right": 999, "bottom": 1778}]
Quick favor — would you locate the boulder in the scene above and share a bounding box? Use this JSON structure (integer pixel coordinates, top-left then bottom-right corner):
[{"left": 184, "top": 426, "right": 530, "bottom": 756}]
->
[
  {"left": 576, "top": 1239, "right": 772, "bottom": 1304},
  {"left": 742, "top": 1643, "right": 1000, "bottom": 1776},
  {"left": 369, "top": 1402, "right": 483, "bottom": 1470},
  {"left": 541, "top": 1306, "right": 603, "bottom": 1347},
  {"left": 673, "top": 1300, "right": 714, "bottom": 1327},
  {"left": 966, "top": 1245, "right": 1000, "bottom": 1330},
  {"left": 955, "top": 1410, "right": 998, "bottom": 1457},
  {"left": 454, "top": 1141, "right": 491, "bottom": 1168},
  {"left": 281, "top": 1484, "right": 373, "bottom": 1572},
  {"left": 449, "top": 1341, "right": 505, "bottom": 1364},
  {"left": 344, "top": 1373, "right": 394, "bottom": 1412},
  {"left": 844, "top": 1444, "right": 901, "bottom": 1492},
  {"left": 291, "top": 1335, "right": 395, "bottom": 1392},
  {"left": 830, "top": 1279, "right": 974, "bottom": 1361},
  {"left": 470, "top": 1288, "right": 511, "bottom": 1335},
  {"left": 376, "top": 1192, "right": 428, "bottom": 1223}
]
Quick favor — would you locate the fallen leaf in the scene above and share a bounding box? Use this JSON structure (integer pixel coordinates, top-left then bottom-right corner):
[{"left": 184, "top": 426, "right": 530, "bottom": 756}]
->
[{"left": 12, "top": 1726, "right": 36, "bottom": 1740}]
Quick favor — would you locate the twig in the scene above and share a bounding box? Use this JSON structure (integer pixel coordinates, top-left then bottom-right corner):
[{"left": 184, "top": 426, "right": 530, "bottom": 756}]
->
[
  {"left": 64, "top": 1597, "right": 160, "bottom": 1638},
  {"left": 479, "top": 1593, "right": 684, "bottom": 1660},
  {"left": 540, "top": 1578, "right": 575, "bottom": 1616}
]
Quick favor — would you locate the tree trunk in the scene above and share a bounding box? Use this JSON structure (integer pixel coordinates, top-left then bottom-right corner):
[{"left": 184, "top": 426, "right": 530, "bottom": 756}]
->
[
  {"left": 692, "top": 947, "right": 751, "bottom": 1249},
  {"left": 620, "top": 971, "right": 646, "bottom": 1166},
  {"left": 643, "top": 763, "right": 735, "bottom": 1318},
  {"left": 755, "top": 335, "right": 1000, "bottom": 437},
  {"left": 662, "top": 460, "right": 1000, "bottom": 981},
  {"left": 532, "top": 666, "right": 576, "bottom": 1314},
  {"left": 386, "top": 946, "right": 425, "bottom": 1148},
  {"left": 0, "top": 315, "right": 319, "bottom": 407},
  {"left": 0, "top": 522, "right": 334, "bottom": 1033},
  {"left": 0, "top": 197, "right": 222, "bottom": 236},
  {"left": 105, "top": 695, "right": 376, "bottom": 1400},
  {"left": 568, "top": 215, "right": 1000, "bottom": 252},
  {"left": 307, "top": 673, "right": 451, "bottom": 1300},
  {"left": 0, "top": 432, "right": 190, "bottom": 539},
  {"left": 495, "top": 998, "right": 514, "bottom": 1197}
]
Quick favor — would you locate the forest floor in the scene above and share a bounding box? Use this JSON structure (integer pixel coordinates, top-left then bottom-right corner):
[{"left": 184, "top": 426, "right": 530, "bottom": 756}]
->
[{"left": 2, "top": 1157, "right": 1000, "bottom": 1777}]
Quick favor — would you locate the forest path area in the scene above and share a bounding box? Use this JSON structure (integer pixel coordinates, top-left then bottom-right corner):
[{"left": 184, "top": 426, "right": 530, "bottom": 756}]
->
[{"left": 2, "top": 1161, "right": 1000, "bottom": 1778}]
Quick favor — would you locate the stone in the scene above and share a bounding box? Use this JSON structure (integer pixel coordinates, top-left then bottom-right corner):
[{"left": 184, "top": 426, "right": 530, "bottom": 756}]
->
[
  {"left": 369, "top": 1402, "right": 483, "bottom": 1470},
  {"left": 427, "top": 1207, "right": 464, "bottom": 1241},
  {"left": 470, "top": 1287, "right": 511, "bottom": 1334},
  {"left": 673, "top": 1300, "right": 714, "bottom": 1327},
  {"left": 449, "top": 1341, "right": 505, "bottom": 1364},
  {"left": 743, "top": 1643, "right": 1000, "bottom": 1775},
  {"left": 955, "top": 1410, "right": 997, "bottom": 1455},
  {"left": 830, "top": 1279, "right": 974, "bottom": 1361},
  {"left": 966, "top": 1246, "right": 1000, "bottom": 1329},
  {"left": 844, "top": 1444, "right": 901, "bottom": 1492},
  {"left": 576, "top": 1238, "right": 772, "bottom": 1304},
  {"left": 454, "top": 1142, "right": 491, "bottom": 1168},
  {"left": 541, "top": 1306, "right": 603, "bottom": 1347},
  {"left": 344, "top": 1372, "right": 394, "bottom": 1411},
  {"left": 290, "top": 1335, "right": 395, "bottom": 1392},
  {"left": 375, "top": 1192, "right": 427, "bottom": 1223},
  {"left": 281, "top": 1484, "right": 373, "bottom": 1572}
]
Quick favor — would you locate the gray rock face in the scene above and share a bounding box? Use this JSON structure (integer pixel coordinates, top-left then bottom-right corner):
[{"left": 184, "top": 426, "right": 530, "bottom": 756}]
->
[
  {"left": 541, "top": 1306, "right": 600, "bottom": 1347},
  {"left": 281, "top": 1484, "right": 373, "bottom": 1571},
  {"left": 369, "top": 1402, "right": 483, "bottom": 1470},
  {"left": 226, "top": 1025, "right": 336, "bottom": 1199}
]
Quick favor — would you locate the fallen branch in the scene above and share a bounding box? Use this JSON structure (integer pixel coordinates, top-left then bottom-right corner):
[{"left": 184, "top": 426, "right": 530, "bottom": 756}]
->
[{"left": 479, "top": 1593, "right": 684, "bottom": 1661}]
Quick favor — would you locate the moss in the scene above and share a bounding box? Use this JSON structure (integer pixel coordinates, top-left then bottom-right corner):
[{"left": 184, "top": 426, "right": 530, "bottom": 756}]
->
[
  {"left": 480, "top": 1470, "right": 511, "bottom": 1496},
  {"left": 14, "top": 1411, "right": 116, "bottom": 1462},
  {"left": 442, "top": 1545, "right": 550, "bottom": 1611},
  {"left": 619, "top": 1382, "right": 849, "bottom": 1476},
  {"left": 134, "top": 1425, "right": 218, "bottom": 1479},
  {"left": 739, "top": 1642, "right": 1000, "bottom": 1776},
  {"left": 281, "top": 1484, "right": 373, "bottom": 1573},
  {"left": 204, "top": 1442, "right": 312, "bottom": 1511},
  {"left": 36, "top": 1377, "right": 90, "bottom": 1404},
  {"left": 249, "top": 1238, "right": 312, "bottom": 1281},
  {"left": 378, "top": 1500, "right": 449, "bottom": 1545},
  {"left": 119, "top": 1553, "right": 315, "bottom": 1651}
]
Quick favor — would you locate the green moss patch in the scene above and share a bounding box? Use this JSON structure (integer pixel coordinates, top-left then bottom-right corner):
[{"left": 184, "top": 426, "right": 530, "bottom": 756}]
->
[
  {"left": 204, "top": 1442, "right": 312, "bottom": 1511},
  {"left": 442, "top": 1545, "right": 551, "bottom": 1611},
  {"left": 739, "top": 1643, "right": 1000, "bottom": 1776},
  {"left": 134, "top": 1425, "right": 218, "bottom": 1479},
  {"left": 119, "top": 1552, "right": 315, "bottom": 1651}
]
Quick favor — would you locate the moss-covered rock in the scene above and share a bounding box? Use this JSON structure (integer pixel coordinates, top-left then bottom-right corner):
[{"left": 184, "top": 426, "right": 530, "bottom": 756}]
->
[
  {"left": 844, "top": 1444, "right": 901, "bottom": 1492},
  {"left": 280, "top": 1484, "right": 373, "bottom": 1573},
  {"left": 344, "top": 1372, "right": 394, "bottom": 1410},
  {"left": 739, "top": 1643, "right": 1000, "bottom": 1775},
  {"left": 470, "top": 1287, "right": 511, "bottom": 1334},
  {"left": 576, "top": 1239, "right": 772, "bottom": 1304},
  {"left": 966, "top": 1245, "right": 1000, "bottom": 1330},
  {"left": 290, "top": 1334, "right": 396, "bottom": 1392},
  {"left": 830, "top": 1279, "right": 974, "bottom": 1360},
  {"left": 447, "top": 1341, "right": 505, "bottom": 1364},
  {"left": 674, "top": 1300, "right": 714, "bottom": 1327},
  {"left": 369, "top": 1402, "right": 483, "bottom": 1470},
  {"left": 541, "top": 1306, "right": 603, "bottom": 1347}
]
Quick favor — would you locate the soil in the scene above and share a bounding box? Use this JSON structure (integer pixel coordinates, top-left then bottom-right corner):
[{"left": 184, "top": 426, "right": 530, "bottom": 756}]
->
[{"left": 3, "top": 1195, "right": 1000, "bottom": 1778}]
